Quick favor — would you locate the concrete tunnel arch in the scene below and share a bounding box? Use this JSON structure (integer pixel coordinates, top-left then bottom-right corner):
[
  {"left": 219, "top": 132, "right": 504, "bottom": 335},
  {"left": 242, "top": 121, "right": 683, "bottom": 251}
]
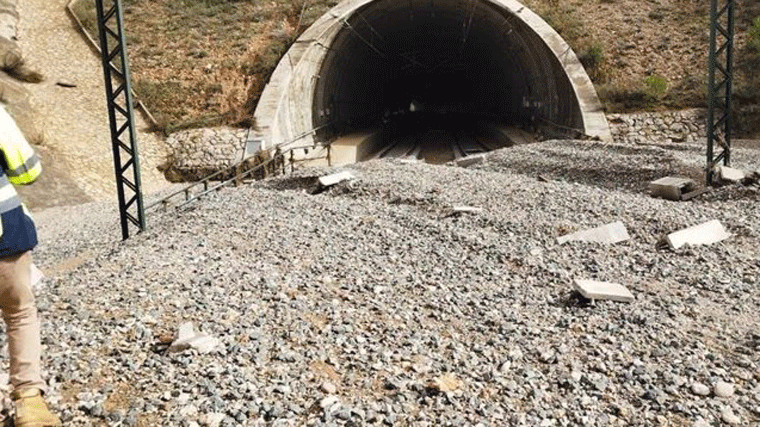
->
[{"left": 252, "top": 0, "right": 612, "bottom": 164}]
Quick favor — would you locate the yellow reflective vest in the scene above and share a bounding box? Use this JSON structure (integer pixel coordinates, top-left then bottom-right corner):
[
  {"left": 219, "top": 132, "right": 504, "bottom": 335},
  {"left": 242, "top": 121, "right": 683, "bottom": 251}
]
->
[
  {"left": 0, "top": 105, "right": 41, "bottom": 216},
  {"left": 0, "top": 104, "right": 41, "bottom": 257}
]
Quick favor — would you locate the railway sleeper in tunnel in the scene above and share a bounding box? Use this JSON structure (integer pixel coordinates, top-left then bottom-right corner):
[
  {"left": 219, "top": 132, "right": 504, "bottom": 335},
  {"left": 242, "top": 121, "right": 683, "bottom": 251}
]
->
[{"left": 253, "top": 0, "right": 611, "bottom": 166}]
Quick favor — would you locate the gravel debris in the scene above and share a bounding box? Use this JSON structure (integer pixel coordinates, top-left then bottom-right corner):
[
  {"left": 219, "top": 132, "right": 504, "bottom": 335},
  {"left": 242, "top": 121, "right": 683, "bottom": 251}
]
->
[{"left": 12, "top": 139, "right": 760, "bottom": 426}]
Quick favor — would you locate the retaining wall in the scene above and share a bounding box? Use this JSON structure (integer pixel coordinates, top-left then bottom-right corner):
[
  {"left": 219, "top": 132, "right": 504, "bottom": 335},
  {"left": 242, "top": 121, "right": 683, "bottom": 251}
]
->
[
  {"left": 162, "top": 127, "right": 246, "bottom": 181},
  {"left": 607, "top": 109, "right": 707, "bottom": 145}
]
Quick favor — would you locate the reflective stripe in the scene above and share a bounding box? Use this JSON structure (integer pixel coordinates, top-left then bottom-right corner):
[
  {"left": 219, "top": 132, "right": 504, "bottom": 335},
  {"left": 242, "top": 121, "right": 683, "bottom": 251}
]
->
[
  {"left": 0, "top": 184, "right": 20, "bottom": 213},
  {"left": 0, "top": 105, "right": 40, "bottom": 184},
  {"left": 0, "top": 174, "right": 20, "bottom": 214},
  {"left": 7, "top": 160, "right": 41, "bottom": 185},
  {"left": 5, "top": 154, "right": 40, "bottom": 177}
]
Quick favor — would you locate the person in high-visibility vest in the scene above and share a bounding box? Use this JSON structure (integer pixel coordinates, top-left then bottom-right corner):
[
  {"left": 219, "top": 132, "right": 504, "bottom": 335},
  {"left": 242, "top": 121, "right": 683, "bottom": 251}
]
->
[{"left": 0, "top": 105, "right": 60, "bottom": 427}]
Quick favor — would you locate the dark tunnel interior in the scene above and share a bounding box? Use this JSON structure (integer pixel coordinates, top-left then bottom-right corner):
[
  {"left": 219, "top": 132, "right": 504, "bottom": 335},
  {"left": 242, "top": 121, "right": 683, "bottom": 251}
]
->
[{"left": 313, "top": 0, "right": 584, "bottom": 151}]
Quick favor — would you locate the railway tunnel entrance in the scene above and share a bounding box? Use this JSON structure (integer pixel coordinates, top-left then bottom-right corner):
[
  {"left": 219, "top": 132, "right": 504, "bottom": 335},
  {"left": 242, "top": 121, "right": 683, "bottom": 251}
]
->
[{"left": 253, "top": 0, "right": 611, "bottom": 165}]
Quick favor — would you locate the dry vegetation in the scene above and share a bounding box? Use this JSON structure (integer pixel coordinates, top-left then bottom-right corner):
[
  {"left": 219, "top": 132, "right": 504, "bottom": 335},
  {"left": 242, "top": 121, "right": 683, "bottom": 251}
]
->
[{"left": 72, "top": 0, "right": 760, "bottom": 137}]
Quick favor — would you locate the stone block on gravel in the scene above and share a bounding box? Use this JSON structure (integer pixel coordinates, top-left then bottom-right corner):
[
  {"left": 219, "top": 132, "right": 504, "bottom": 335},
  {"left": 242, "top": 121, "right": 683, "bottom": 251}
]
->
[
  {"left": 557, "top": 221, "right": 630, "bottom": 245},
  {"left": 664, "top": 220, "right": 731, "bottom": 250},
  {"left": 718, "top": 166, "right": 745, "bottom": 183},
  {"left": 573, "top": 279, "right": 634, "bottom": 303},
  {"left": 30, "top": 263, "right": 44, "bottom": 290},
  {"left": 455, "top": 153, "right": 487, "bottom": 167},
  {"left": 318, "top": 171, "right": 356, "bottom": 188},
  {"left": 452, "top": 205, "right": 483, "bottom": 214},
  {"left": 648, "top": 177, "right": 698, "bottom": 201},
  {"left": 169, "top": 322, "right": 220, "bottom": 354}
]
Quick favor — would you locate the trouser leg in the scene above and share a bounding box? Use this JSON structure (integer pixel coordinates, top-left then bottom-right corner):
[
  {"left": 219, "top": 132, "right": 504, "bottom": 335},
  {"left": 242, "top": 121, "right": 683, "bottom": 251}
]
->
[{"left": 0, "top": 251, "right": 44, "bottom": 392}]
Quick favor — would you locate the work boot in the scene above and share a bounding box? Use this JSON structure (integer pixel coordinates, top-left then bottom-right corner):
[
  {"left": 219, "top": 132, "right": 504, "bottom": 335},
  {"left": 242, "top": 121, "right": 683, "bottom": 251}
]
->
[{"left": 11, "top": 388, "right": 61, "bottom": 427}]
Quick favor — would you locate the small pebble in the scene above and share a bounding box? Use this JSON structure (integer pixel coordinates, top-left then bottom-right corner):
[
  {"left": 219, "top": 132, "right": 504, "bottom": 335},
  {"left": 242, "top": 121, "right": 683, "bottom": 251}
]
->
[
  {"left": 320, "top": 382, "right": 337, "bottom": 394},
  {"left": 721, "top": 407, "right": 740, "bottom": 425},
  {"left": 691, "top": 382, "right": 710, "bottom": 396}
]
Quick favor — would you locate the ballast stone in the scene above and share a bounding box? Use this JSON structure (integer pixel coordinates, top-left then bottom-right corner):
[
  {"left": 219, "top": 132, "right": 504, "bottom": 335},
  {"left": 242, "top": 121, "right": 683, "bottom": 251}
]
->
[
  {"left": 557, "top": 221, "right": 630, "bottom": 245},
  {"left": 664, "top": 220, "right": 731, "bottom": 250},
  {"left": 714, "top": 381, "right": 734, "bottom": 398},
  {"left": 573, "top": 279, "right": 634, "bottom": 303}
]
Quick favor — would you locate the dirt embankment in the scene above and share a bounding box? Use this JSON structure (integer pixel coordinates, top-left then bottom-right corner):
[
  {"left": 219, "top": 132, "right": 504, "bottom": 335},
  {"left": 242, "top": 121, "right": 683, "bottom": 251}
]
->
[{"left": 8, "top": 0, "right": 172, "bottom": 211}]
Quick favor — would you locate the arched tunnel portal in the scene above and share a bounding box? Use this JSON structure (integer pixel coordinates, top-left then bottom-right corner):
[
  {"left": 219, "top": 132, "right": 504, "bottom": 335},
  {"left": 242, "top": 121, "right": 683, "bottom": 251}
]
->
[{"left": 253, "top": 0, "right": 611, "bottom": 165}]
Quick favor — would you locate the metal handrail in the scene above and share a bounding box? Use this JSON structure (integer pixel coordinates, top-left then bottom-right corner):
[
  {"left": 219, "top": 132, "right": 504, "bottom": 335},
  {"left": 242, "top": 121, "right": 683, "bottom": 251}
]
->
[{"left": 146, "top": 141, "right": 330, "bottom": 210}]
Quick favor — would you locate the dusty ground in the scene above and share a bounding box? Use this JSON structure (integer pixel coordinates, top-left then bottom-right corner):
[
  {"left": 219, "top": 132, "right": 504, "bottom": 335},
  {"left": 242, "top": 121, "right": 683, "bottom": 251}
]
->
[{"left": 14, "top": 0, "right": 172, "bottom": 211}]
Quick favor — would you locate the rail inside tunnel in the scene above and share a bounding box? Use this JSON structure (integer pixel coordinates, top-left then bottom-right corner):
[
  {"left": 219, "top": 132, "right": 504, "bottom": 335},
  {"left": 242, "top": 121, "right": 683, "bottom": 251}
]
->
[{"left": 253, "top": 0, "right": 611, "bottom": 164}]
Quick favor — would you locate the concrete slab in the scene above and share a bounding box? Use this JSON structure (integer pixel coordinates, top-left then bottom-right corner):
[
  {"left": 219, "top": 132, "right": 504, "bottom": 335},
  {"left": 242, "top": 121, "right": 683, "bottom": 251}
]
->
[
  {"left": 330, "top": 131, "right": 383, "bottom": 165},
  {"left": 665, "top": 220, "right": 731, "bottom": 250},
  {"left": 574, "top": 279, "right": 634, "bottom": 303},
  {"left": 170, "top": 322, "right": 220, "bottom": 354},
  {"left": 242, "top": 137, "right": 264, "bottom": 160},
  {"left": 452, "top": 205, "right": 483, "bottom": 214},
  {"left": 557, "top": 221, "right": 630, "bottom": 245},
  {"left": 318, "top": 171, "right": 356, "bottom": 187},
  {"left": 648, "top": 177, "right": 697, "bottom": 201},
  {"left": 718, "top": 166, "right": 745, "bottom": 183},
  {"left": 456, "top": 153, "right": 487, "bottom": 167}
]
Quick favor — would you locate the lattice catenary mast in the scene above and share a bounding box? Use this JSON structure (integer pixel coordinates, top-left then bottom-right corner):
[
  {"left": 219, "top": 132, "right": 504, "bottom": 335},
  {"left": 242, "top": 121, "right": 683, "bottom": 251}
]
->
[
  {"left": 94, "top": 0, "right": 145, "bottom": 240},
  {"left": 706, "top": 0, "right": 735, "bottom": 185}
]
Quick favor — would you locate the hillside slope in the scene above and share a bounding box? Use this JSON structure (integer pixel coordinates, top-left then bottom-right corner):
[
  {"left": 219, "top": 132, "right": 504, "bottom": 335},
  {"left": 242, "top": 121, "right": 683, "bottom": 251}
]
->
[{"left": 93, "top": 0, "right": 760, "bottom": 137}]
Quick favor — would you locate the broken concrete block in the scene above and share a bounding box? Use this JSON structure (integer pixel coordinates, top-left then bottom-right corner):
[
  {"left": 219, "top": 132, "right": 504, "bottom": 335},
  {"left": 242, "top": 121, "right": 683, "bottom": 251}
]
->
[
  {"left": 573, "top": 279, "right": 634, "bottom": 303},
  {"left": 718, "top": 166, "right": 744, "bottom": 183},
  {"left": 664, "top": 219, "right": 731, "bottom": 250},
  {"left": 648, "top": 177, "right": 698, "bottom": 201},
  {"left": 318, "top": 171, "right": 355, "bottom": 188},
  {"left": 30, "top": 263, "right": 44, "bottom": 290},
  {"left": 169, "top": 322, "right": 220, "bottom": 354},
  {"left": 456, "top": 153, "right": 487, "bottom": 167},
  {"left": 452, "top": 205, "right": 483, "bottom": 214},
  {"left": 557, "top": 221, "right": 630, "bottom": 245}
]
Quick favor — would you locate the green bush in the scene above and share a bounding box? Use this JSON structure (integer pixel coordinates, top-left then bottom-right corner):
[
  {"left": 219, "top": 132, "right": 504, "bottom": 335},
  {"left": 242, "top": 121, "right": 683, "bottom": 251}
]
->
[
  {"left": 644, "top": 74, "right": 668, "bottom": 100},
  {"left": 578, "top": 43, "right": 604, "bottom": 69},
  {"left": 749, "top": 16, "right": 760, "bottom": 54}
]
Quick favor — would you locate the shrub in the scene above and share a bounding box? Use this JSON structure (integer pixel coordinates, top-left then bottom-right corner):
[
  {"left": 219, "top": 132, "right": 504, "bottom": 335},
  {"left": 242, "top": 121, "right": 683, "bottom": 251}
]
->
[
  {"left": 578, "top": 43, "right": 604, "bottom": 69},
  {"left": 749, "top": 16, "right": 760, "bottom": 54},
  {"left": 644, "top": 74, "right": 669, "bottom": 100}
]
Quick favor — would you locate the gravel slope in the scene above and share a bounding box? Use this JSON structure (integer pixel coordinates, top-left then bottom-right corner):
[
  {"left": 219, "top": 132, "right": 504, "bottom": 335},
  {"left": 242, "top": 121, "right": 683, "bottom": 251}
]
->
[{"left": 11, "top": 140, "right": 760, "bottom": 426}]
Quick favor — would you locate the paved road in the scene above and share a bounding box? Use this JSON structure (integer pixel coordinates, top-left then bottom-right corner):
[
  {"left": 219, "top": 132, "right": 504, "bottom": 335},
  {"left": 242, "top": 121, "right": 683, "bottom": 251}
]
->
[{"left": 14, "top": 0, "right": 170, "bottom": 211}]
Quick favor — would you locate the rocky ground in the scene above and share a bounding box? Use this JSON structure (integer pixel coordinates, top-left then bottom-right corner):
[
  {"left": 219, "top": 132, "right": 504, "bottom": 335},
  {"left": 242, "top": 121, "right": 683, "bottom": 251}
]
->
[{"left": 4, "top": 139, "right": 759, "bottom": 426}]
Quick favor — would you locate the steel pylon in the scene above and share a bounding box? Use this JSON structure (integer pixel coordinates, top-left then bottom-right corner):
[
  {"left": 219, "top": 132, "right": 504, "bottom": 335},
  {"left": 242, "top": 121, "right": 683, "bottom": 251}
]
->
[
  {"left": 706, "top": 0, "right": 735, "bottom": 185},
  {"left": 94, "top": 0, "right": 145, "bottom": 239}
]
